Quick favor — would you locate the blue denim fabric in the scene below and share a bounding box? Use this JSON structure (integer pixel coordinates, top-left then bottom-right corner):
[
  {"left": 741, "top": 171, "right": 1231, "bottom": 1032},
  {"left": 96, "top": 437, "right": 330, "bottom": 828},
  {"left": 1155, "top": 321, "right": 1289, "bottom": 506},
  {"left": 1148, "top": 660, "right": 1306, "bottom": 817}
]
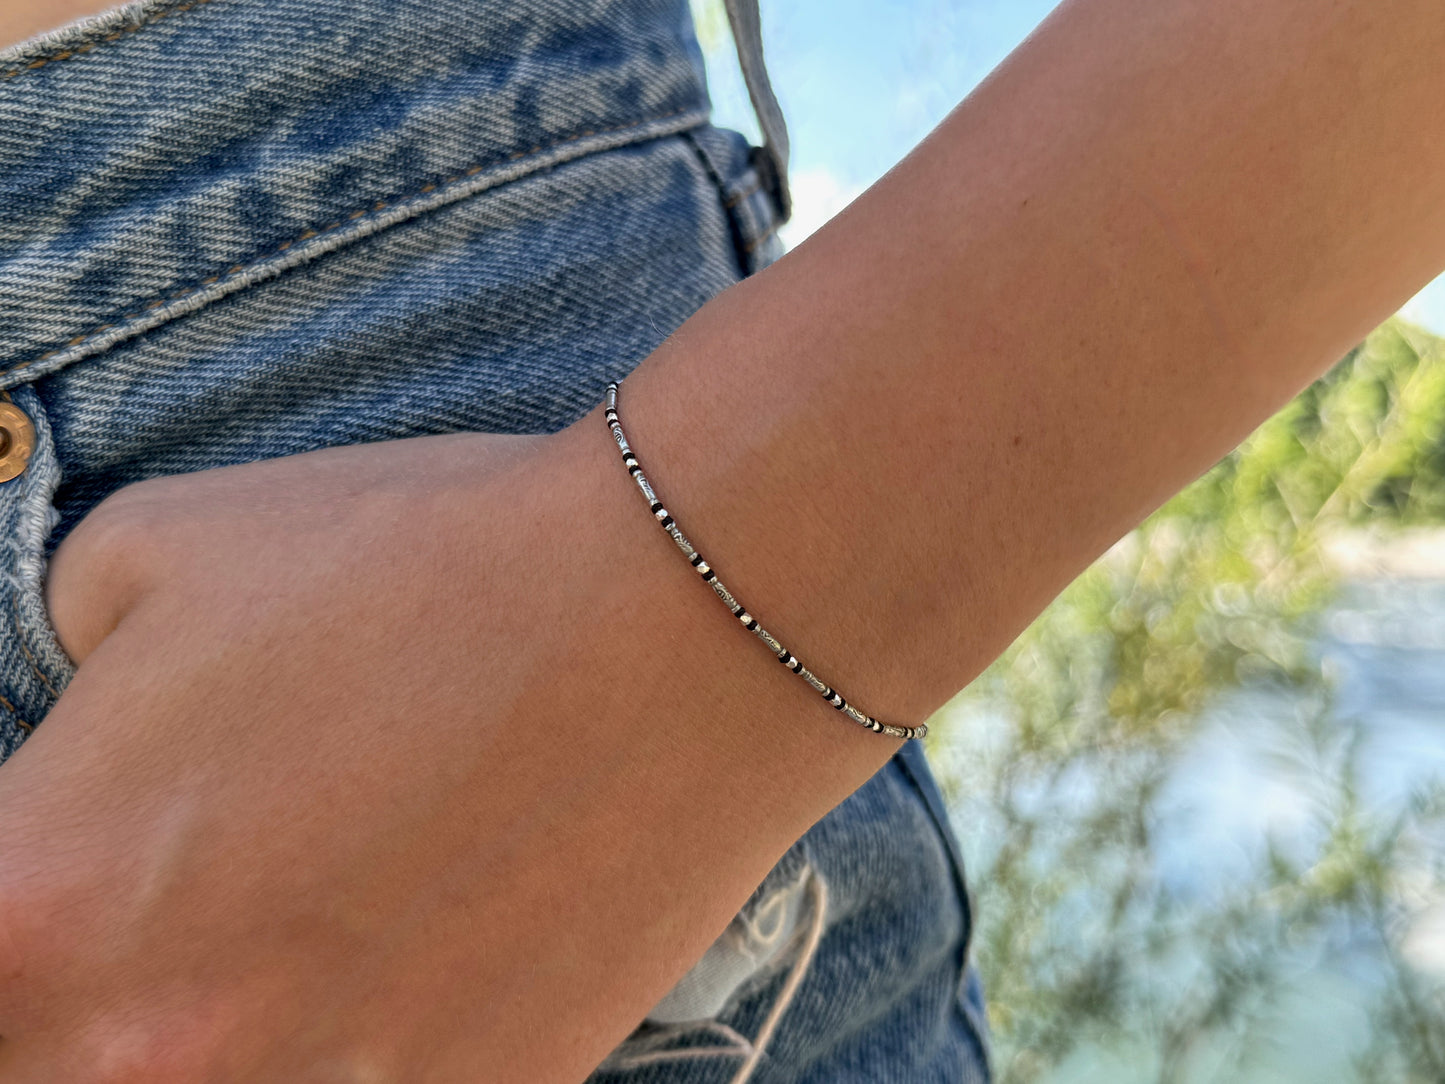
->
[{"left": 0, "top": 1, "right": 991, "bottom": 1079}]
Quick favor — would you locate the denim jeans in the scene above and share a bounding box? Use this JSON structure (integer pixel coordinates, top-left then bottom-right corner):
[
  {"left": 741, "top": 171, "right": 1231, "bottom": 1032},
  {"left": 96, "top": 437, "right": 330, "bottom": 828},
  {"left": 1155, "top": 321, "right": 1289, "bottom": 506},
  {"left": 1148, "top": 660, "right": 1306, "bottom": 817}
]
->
[{"left": 0, "top": 1, "right": 991, "bottom": 1079}]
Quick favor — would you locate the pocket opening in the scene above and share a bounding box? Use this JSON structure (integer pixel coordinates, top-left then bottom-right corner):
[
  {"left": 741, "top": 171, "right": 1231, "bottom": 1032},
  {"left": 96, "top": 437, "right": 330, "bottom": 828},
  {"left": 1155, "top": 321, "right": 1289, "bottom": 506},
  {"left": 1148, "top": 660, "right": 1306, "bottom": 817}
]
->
[
  {"left": 0, "top": 382, "right": 79, "bottom": 762},
  {"left": 591, "top": 852, "right": 828, "bottom": 1082},
  {"left": 681, "top": 124, "right": 787, "bottom": 279}
]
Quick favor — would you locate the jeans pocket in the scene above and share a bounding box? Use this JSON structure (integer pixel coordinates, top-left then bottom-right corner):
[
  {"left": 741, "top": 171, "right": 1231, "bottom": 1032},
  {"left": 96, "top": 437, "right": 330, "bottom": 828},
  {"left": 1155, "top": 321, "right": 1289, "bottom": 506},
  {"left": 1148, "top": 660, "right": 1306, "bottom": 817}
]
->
[
  {"left": 682, "top": 123, "right": 787, "bottom": 279},
  {"left": 0, "top": 382, "right": 80, "bottom": 760},
  {"left": 587, "top": 838, "right": 829, "bottom": 1083},
  {"left": 893, "top": 740, "right": 993, "bottom": 1075}
]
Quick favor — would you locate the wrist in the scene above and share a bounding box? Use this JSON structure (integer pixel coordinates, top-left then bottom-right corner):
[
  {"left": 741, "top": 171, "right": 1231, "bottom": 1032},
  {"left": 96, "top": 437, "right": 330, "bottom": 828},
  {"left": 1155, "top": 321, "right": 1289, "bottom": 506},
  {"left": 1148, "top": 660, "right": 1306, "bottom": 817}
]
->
[{"left": 532, "top": 352, "right": 909, "bottom": 831}]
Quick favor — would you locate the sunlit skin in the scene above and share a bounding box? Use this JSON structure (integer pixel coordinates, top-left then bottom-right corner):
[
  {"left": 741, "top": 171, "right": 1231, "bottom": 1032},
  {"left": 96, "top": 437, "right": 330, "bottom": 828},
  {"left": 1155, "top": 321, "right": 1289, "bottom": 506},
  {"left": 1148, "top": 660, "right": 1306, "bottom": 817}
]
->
[
  {"left": 0, "top": 0, "right": 123, "bottom": 52},
  {"left": 3, "top": 0, "right": 1445, "bottom": 1080}
]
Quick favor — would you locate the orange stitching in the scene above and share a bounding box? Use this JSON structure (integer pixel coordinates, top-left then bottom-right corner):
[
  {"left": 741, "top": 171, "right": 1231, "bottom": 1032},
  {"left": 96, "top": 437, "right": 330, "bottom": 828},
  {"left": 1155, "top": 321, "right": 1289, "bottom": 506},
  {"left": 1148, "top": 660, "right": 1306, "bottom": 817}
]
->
[
  {"left": 1, "top": 105, "right": 701, "bottom": 379},
  {"left": 743, "top": 218, "right": 782, "bottom": 254},
  {"left": 1, "top": 0, "right": 213, "bottom": 81},
  {"left": 724, "top": 181, "right": 763, "bottom": 209},
  {"left": 0, "top": 690, "right": 33, "bottom": 733},
  {"left": 10, "top": 591, "right": 61, "bottom": 701}
]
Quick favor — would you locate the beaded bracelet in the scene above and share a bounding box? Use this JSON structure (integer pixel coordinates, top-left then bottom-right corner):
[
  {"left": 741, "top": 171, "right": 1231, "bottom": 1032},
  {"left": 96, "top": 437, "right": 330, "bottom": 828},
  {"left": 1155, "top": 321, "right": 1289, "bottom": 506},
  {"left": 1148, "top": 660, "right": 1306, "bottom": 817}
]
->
[{"left": 603, "top": 381, "right": 927, "bottom": 741}]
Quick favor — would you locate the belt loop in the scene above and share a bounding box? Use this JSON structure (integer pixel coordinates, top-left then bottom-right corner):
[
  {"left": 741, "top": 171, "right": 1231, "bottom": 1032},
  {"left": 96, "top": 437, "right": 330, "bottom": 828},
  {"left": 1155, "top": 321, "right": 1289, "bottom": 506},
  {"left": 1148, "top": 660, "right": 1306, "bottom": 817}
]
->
[{"left": 723, "top": 0, "right": 791, "bottom": 224}]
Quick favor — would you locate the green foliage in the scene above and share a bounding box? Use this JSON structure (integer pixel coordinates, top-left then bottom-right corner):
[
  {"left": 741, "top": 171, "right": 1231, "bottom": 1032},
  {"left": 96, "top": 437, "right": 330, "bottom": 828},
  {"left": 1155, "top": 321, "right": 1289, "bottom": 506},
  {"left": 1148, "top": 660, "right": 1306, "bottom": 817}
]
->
[
  {"left": 932, "top": 317, "right": 1445, "bottom": 1082},
  {"left": 688, "top": 0, "right": 731, "bottom": 58}
]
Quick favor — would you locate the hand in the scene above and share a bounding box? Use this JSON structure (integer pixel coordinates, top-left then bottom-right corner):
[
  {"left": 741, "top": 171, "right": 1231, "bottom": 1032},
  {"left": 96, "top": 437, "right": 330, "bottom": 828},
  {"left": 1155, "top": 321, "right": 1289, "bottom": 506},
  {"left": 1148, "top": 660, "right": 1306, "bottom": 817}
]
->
[{"left": 0, "top": 424, "right": 845, "bottom": 1082}]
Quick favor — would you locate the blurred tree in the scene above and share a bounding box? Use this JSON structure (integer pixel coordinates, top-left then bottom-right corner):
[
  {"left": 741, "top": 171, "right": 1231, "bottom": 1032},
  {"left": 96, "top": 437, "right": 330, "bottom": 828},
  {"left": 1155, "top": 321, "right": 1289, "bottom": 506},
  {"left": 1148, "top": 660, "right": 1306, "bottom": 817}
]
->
[
  {"left": 932, "top": 318, "right": 1445, "bottom": 1083},
  {"left": 688, "top": 0, "right": 730, "bottom": 57}
]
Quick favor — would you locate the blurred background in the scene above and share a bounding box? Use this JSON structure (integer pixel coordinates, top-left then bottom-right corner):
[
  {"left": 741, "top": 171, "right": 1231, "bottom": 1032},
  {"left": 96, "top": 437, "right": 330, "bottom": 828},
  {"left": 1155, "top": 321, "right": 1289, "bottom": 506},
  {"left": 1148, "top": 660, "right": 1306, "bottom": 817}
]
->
[{"left": 692, "top": 2, "right": 1445, "bottom": 1081}]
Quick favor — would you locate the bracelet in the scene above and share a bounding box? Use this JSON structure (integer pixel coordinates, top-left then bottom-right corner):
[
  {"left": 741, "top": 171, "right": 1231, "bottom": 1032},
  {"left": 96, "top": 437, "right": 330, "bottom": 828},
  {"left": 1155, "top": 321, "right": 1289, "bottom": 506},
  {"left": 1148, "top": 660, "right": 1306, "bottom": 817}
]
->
[{"left": 603, "top": 381, "right": 928, "bottom": 741}]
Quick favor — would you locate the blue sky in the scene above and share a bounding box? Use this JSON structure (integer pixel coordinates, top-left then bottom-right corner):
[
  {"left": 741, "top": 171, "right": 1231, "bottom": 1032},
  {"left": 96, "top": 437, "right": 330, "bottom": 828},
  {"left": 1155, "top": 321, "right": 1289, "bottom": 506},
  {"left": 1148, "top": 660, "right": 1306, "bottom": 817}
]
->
[{"left": 696, "top": 0, "right": 1445, "bottom": 336}]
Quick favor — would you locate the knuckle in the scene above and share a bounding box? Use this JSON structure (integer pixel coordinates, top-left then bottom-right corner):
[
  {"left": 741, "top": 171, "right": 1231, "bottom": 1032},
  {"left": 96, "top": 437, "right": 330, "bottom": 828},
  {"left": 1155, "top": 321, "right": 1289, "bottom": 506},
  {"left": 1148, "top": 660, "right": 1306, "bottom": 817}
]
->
[
  {"left": 71, "top": 482, "right": 169, "bottom": 572},
  {"left": 0, "top": 858, "right": 76, "bottom": 974},
  {"left": 47, "top": 481, "right": 172, "bottom": 661},
  {"left": 0, "top": 864, "right": 44, "bottom": 964},
  {"left": 75, "top": 1011, "right": 221, "bottom": 1084},
  {"left": 0, "top": 877, "right": 52, "bottom": 1028},
  {"left": 0, "top": 885, "right": 27, "bottom": 976}
]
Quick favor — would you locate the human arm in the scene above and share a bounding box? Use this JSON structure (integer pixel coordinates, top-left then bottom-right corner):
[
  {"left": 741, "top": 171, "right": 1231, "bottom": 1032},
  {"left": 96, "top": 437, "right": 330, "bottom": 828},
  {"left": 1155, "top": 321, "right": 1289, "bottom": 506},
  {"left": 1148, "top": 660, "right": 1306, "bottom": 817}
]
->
[
  {"left": 0, "top": 0, "right": 128, "bottom": 52},
  {"left": 603, "top": 0, "right": 1445, "bottom": 740},
  {"left": 3, "top": 0, "right": 1445, "bottom": 1080}
]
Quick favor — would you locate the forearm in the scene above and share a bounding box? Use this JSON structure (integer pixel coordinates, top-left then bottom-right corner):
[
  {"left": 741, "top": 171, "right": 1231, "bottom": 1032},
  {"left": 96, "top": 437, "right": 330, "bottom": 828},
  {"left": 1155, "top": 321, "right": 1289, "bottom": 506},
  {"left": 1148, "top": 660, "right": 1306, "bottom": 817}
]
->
[
  {"left": 0, "top": 0, "right": 123, "bottom": 51},
  {"left": 553, "top": 0, "right": 1445, "bottom": 762},
  {"left": 16, "top": 4, "right": 1445, "bottom": 1079},
  {"left": 453, "top": 0, "right": 1445, "bottom": 1072}
]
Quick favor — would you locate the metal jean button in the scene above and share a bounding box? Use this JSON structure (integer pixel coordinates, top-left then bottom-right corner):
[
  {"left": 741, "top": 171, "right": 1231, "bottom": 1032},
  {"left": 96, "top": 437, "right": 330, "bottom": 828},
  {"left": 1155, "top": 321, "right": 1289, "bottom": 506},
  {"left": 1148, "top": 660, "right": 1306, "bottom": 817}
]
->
[{"left": 0, "top": 393, "right": 36, "bottom": 483}]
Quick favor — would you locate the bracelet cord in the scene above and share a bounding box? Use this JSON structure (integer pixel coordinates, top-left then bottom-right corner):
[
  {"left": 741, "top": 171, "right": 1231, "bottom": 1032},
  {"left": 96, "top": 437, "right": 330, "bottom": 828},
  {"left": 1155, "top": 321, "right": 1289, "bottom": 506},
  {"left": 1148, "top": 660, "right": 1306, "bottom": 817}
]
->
[{"left": 603, "top": 381, "right": 927, "bottom": 742}]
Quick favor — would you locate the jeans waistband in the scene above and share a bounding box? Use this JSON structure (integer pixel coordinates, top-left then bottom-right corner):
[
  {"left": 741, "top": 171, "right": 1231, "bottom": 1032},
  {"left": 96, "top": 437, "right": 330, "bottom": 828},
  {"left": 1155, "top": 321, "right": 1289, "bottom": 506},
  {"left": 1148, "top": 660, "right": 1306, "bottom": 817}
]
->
[
  {"left": 0, "top": 0, "right": 750, "bottom": 387},
  {"left": 723, "top": 0, "right": 790, "bottom": 222}
]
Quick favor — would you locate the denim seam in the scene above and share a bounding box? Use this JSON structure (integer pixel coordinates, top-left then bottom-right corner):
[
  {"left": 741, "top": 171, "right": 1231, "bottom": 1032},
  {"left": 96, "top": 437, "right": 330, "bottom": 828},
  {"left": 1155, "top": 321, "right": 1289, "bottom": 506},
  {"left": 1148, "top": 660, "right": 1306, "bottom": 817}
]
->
[
  {"left": 959, "top": 987, "right": 994, "bottom": 1083},
  {"left": 892, "top": 746, "right": 975, "bottom": 957},
  {"left": 682, "top": 130, "right": 780, "bottom": 257},
  {"left": 891, "top": 747, "right": 992, "bottom": 1075},
  {"left": 679, "top": 128, "right": 754, "bottom": 279},
  {"left": 0, "top": 104, "right": 711, "bottom": 391},
  {"left": 8, "top": 436, "right": 66, "bottom": 700},
  {"left": 1, "top": 0, "right": 211, "bottom": 82},
  {"left": 0, "top": 689, "right": 32, "bottom": 733},
  {"left": 8, "top": 591, "right": 57, "bottom": 703},
  {"left": 742, "top": 220, "right": 780, "bottom": 255},
  {"left": 723, "top": 181, "right": 763, "bottom": 209}
]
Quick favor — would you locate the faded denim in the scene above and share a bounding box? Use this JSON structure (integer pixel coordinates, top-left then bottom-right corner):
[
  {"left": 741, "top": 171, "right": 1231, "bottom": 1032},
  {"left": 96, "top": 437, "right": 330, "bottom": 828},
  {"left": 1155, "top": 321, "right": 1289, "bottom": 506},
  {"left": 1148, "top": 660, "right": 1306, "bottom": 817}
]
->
[{"left": 0, "top": 1, "right": 991, "bottom": 1079}]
